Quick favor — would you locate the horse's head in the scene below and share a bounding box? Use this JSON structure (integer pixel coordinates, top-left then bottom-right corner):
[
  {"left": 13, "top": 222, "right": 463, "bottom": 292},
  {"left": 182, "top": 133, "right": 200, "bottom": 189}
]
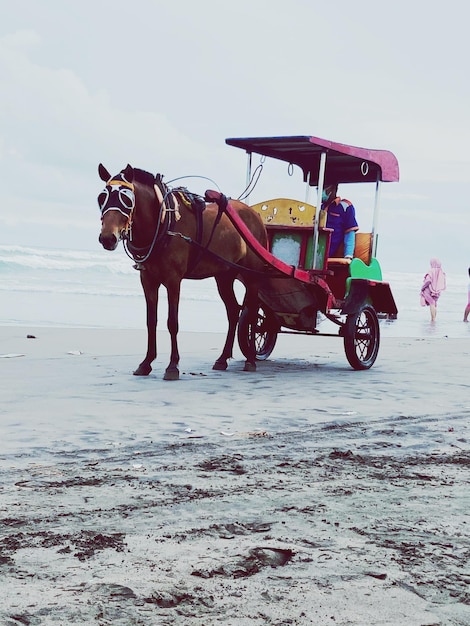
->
[{"left": 98, "top": 163, "right": 136, "bottom": 250}]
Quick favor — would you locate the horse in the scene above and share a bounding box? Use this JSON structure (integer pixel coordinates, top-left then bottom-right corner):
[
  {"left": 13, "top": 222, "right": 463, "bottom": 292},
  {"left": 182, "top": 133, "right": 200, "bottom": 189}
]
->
[{"left": 97, "top": 163, "right": 268, "bottom": 380}]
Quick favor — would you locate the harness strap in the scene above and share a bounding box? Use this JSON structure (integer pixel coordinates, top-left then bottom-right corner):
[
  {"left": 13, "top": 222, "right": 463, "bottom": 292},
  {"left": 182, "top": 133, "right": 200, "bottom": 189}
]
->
[
  {"left": 167, "top": 188, "right": 208, "bottom": 275},
  {"left": 187, "top": 195, "right": 204, "bottom": 273},
  {"left": 101, "top": 206, "right": 132, "bottom": 219}
]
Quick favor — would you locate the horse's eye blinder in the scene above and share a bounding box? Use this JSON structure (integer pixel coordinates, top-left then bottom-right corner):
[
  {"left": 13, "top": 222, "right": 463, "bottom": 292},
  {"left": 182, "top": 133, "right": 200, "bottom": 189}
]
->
[
  {"left": 98, "top": 186, "right": 135, "bottom": 216},
  {"left": 119, "top": 188, "right": 134, "bottom": 209}
]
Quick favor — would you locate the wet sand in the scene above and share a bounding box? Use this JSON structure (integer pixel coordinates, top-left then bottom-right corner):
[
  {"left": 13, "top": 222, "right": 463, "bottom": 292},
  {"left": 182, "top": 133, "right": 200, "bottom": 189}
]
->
[{"left": 0, "top": 327, "right": 469, "bottom": 625}]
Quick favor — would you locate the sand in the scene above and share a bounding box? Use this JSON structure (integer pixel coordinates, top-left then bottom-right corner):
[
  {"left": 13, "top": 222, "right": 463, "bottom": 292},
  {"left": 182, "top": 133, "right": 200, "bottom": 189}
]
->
[{"left": 0, "top": 326, "right": 469, "bottom": 625}]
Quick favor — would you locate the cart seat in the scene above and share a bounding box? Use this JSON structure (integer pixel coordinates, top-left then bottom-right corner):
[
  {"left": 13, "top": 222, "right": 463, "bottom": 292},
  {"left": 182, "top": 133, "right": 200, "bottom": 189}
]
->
[{"left": 327, "top": 232, "right": 373, "bottom": 265}]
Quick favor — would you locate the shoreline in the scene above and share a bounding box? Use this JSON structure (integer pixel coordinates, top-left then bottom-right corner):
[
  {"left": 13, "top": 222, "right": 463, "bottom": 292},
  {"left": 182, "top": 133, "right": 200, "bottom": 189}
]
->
[{"left": 1, "top": 326, "right": 469, "bottom": 624}]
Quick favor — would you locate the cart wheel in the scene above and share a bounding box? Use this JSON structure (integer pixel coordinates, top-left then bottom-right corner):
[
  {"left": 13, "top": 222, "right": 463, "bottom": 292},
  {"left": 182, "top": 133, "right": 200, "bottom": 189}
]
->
[
  {"left": 344, "top": 304, "right": 380, "bottom": 370},
  {"left": 238, "top": 305, "right": 278, "bottom": 361}
]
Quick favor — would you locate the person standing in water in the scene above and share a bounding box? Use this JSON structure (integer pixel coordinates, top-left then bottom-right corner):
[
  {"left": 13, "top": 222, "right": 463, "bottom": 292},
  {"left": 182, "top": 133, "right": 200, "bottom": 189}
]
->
[
  {"left": 420, "top": 258, "right": 446, "bottom": 321},
  {"left": 463, "top": 267, "right": 470, "bottom": 322}
]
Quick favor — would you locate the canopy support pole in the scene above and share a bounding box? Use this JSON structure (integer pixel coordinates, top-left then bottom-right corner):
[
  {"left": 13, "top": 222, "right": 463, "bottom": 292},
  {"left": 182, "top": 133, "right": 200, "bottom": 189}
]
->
[
  {"left": 371, "top": 177, "right": 382, "bottom": 257},
  {"left": 312, "top": 151, "right": 327, "bottom": 269},
  {"left": 245, "top": 151, "right": 252, "bottom": 200}
]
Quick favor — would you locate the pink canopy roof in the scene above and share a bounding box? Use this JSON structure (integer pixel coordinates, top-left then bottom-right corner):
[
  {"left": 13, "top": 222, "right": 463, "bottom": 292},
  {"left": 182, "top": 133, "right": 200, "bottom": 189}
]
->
[{"left": 225, "top": 135, "right": 399, "bottom": 185}]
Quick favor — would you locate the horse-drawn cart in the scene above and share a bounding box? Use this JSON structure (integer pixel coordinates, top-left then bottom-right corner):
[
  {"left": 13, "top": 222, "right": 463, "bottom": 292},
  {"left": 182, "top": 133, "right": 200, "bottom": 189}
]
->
[
  {"left": 98, "top": 134, "right": 398, "bottom": 379},
  {"left": 207, "top": 135, "right": 399, "bottom": 370}
]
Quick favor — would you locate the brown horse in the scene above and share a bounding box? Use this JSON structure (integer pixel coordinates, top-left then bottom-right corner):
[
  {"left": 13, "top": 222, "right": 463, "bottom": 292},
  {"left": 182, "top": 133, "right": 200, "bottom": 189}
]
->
[{"left": 97, "top": 164, "right": 268, "bottom": 380}]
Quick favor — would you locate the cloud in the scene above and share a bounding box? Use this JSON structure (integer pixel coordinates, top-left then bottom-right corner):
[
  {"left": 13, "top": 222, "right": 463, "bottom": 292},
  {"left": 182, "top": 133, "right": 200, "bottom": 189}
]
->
[{"left": 0, "top": 29, "right": 225, "bottom": 236}]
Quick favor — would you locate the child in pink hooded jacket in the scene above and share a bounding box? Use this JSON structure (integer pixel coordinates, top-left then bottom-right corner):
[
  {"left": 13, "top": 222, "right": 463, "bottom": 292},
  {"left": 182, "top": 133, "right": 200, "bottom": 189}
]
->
[{"left": 420, "top": 258, "right": 446, "bottom": 321}]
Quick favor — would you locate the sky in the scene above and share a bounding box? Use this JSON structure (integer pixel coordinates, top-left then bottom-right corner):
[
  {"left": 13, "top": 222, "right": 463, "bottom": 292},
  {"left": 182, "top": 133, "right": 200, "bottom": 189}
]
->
[{"left": 1, "top": 0, "right": 469, "bottom": 273}]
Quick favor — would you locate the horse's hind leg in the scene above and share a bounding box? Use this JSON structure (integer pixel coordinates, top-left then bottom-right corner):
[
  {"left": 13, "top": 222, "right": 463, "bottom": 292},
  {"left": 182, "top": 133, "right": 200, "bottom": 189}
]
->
[{"left": 213, "top": 275, "right": 240, "bottom": 371}]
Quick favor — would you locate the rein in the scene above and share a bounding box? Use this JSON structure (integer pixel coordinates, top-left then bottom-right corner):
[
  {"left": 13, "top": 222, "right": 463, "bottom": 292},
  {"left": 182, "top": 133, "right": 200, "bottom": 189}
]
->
[{"left": 168, "top": 230, "right": 272, "bottom": 278}]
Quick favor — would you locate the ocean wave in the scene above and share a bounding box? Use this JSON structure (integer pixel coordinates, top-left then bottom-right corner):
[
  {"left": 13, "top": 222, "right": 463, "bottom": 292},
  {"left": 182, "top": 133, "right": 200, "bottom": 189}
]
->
[
  {"left": 0, "top": 282, "right": 141, "bottom": 298},
  {"left": 0, "top": 244, "right": 135, "bottom": 275}
]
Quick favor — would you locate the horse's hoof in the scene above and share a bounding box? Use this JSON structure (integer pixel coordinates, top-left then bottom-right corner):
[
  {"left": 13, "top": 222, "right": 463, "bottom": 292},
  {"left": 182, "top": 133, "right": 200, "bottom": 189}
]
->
[
  {"left": 164, "top": 368, "right": 179, "bottom": 381},
  {"left": 243, "top": 362, "right": 256, "bottom": 372},
  {"left": 212, "top": 359, "right": 228, "bottom": 371},
  {"left": 133, "top": 364, "right": 152, "bottom": 376}
]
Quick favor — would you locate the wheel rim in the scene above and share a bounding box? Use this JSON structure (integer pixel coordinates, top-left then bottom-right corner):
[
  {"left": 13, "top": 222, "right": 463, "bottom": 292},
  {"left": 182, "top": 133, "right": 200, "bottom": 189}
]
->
[
  {"left": 252, "top": 307, "right": 278, "bottom": 359},
  {"left": 253, "top": 309, "right": 270, "bottom": 355},
  {"left": 357, "top": 309, "right": 373, "bottom": 351}
]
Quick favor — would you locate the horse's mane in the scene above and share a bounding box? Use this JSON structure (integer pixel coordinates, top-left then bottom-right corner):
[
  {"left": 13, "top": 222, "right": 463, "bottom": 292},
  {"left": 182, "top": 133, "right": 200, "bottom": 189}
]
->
[{"left": 132, "top": 168, "right": 157, "bottom": 187}]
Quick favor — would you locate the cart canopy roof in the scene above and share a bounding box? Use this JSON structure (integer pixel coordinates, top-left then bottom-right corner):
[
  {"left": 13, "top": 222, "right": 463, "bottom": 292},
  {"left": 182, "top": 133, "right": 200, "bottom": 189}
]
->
[{"left": 225, "top": 135, "right": 399, "bottom": 185}]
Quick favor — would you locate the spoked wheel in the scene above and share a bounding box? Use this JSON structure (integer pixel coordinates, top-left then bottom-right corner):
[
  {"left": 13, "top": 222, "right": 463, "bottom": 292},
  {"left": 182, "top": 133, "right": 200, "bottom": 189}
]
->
[
  {"left": 237, "top": 304, "right": 279, "bottom": 361},
  {"left": 343, "top": 304, "right": 380, "bottom": 370}
]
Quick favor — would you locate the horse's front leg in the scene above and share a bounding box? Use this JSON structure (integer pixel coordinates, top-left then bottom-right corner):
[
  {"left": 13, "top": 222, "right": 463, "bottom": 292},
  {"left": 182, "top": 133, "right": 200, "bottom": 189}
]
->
[
  {"left": 163, "top": 282, "right": 181, "bottom": 381},
  {"left": 213, "top": 274, "right": 241, "bottom": 371},
  {"left": 134, "top": 276, "right": 159, "bottom": 376}
]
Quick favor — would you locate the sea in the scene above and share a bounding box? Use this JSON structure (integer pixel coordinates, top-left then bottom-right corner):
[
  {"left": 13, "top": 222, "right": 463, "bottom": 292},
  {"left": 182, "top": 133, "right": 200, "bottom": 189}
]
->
[{"left": 1, "top": 243, "right": 469, "bottom": 339}]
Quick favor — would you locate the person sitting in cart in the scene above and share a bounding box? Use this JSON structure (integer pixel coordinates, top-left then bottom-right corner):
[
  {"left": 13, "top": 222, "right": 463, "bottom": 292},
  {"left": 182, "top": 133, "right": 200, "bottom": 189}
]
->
[{"left": 321, "top": 184, "right": 359, "bottom": 259}]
